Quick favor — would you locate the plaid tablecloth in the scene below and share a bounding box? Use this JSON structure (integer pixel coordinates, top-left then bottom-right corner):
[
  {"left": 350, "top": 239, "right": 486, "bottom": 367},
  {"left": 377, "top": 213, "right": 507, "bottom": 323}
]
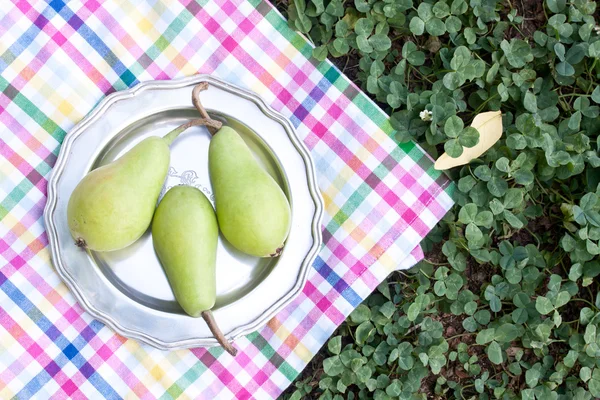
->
[{"left": 0, "top": 1, "right": 454, "bottom": 398}]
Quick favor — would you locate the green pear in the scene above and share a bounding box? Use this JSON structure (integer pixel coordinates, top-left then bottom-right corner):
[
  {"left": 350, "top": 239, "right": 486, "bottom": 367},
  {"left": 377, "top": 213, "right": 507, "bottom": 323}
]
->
[
  {"left": 152, "top": 185, "right": 237, "bottom": 356},
  {"left": 67, "top": 118, "right": 220, "bottom": 252},
  {"left": 67, "top": 136, "right": 170, "bottom": 252},
  {"left": 208, "top": 126, "right": 291, "bottom": 257}
]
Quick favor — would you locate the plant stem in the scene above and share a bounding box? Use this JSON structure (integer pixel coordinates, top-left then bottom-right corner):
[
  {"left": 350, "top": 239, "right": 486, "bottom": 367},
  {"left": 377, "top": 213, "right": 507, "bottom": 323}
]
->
[
  {"left": 511, "top": 24, "right": 526, "bottom": 38},
  {"left": 558, "top": 93, "right": 591, "bottom": 99},
  {"left": 394, "top": 270, "right": 412, "bottom": 278},
  {"left": 424, "top": 259, "right": 450, "bottom": 266},
  {"left": 162, "top": 118, "right": 223, "bottom": 145},
  {"left": 202, "top": 310, "right": 238, "bottom": 356},
  {"left": 419, "top": 270, "right": 432, "bottom": 279},
  {"left": 447, "top": 332, "right": 475, "bottom": 341},
  {"left": 550, "top": 188, "right": 571, "bottom": 203},
  {"left": 409, "top": 65, "right": 434, "bottom": 84},
  {"left": 571, "top": 298, "right": 596, "bottom": 309},
  {"left": 589, "top": 58, "right": 598, "bottom": 77},
  {"left": 523, "top": 226, "right": 541, "bottom": 247},
  {"left": 473, "top": 94, "right": 499, "bottom": 115},
  {"left": 534, "top": 176, "right": 550, "bottom": 196},
  {"left": 460, "top": 384, "right": 474, "bottom": 400},
  {"left": 192, "top": 82, "right": 219, "bottom": 135}
]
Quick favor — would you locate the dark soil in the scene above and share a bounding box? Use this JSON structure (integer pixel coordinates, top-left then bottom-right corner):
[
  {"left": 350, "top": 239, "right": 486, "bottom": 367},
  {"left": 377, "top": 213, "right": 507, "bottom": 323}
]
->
[
  {"left": 505, "top": 0, "right": 546, "bottom": 39},
  {"left": 273, "top": 0, "right": 288, "bottom": 17},
  {"left": 331, "top": 52, "right": 362, "bottom": 88}
]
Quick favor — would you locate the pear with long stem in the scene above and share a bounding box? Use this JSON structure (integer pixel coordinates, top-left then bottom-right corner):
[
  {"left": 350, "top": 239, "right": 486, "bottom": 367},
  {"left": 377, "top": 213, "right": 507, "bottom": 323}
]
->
[
  {"left": 191, "top": 82, "right": 292, "bottom": 258},
  {"left": 152, "top": 185, "right": 237, "bottom": 356}
]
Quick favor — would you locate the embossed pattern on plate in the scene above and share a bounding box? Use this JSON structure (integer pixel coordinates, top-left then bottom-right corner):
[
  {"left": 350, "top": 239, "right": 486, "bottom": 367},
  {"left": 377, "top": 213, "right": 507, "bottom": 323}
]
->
[{"left": 44, "top": 75, "right": 324, "bottom": 349}]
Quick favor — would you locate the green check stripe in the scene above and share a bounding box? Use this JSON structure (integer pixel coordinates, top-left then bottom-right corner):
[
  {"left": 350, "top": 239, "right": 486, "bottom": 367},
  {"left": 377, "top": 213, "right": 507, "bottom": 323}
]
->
[
  {"left": 325, "top": 182, "right": 370, "bottom": 234},
  {"left": 124, "top": 6, "right": 196, "bottom": 85},
  {"left": 0, "top": 76, "right": 65, "bottom": 219},
  {"left": 159, "top": 362, "right": 208, "bottom": 400},
  {"left": 0, "top": 76, "right": 66, "bottom": 143},
  {"left": 373, "top": 162, "right": 391, "bottom": 179},
  {"left": 335, "top": 184, "right": 368, "bottom": 225},
  {"left": 149, "top": 7, "right": 194, "bottom": 55},
  {"left": 398, "top": 140, "right": 417, "bottom": 154},
  {"left": 1, "top": 179, "right": 33, "bottom": 221},
  {"left": 1, "top": 157, "right": 53, "bottom": 222},
  {"left": 247, "top": 331, "right": 298, "bottom": 381}
]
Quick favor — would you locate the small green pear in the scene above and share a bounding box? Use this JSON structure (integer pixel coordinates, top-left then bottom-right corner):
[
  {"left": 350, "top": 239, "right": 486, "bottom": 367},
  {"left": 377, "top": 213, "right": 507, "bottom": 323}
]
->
[
  {"left": 208, "top": 126, "right": 291, "bottom": 257},
  {"left": 67, "top": 118, "right": 221, "bottom": 252},
  {"left": 152, "top": 185, "right": 237, "bottom": 355},
  {"left": 67, "top": 136, "right": 170, "bottom": 252}
]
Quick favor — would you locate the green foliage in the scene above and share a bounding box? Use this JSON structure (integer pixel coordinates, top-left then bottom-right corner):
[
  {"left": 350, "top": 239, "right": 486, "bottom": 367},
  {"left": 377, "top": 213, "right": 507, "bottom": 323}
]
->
[{"left": 282, "top": 0, "right": 600, "bottom": 398}]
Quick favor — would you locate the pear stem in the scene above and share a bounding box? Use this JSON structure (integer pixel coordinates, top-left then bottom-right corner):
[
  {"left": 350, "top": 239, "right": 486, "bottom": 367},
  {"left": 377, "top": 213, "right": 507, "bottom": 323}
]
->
[
  {"left": 192, "top": 82, "right": 219, "bottom": 136},
  {"left": 162, "top": 118, "right": 223, "bottom": 146},
  {"left": 201, "top": 310, "right": 238, "bottom": 356}
]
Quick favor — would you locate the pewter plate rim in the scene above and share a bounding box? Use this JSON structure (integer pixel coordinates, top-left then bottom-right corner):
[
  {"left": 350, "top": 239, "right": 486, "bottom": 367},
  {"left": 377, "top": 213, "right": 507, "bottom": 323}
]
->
[{"left": 43, "top": 75, "right": 324, "bottom": 350}]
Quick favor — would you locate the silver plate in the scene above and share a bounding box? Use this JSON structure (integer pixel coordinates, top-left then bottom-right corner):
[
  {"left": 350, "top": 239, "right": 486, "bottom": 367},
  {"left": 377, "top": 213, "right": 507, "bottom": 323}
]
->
[{"left": 44, "top": 75, "right": 324, "bottom": 350}]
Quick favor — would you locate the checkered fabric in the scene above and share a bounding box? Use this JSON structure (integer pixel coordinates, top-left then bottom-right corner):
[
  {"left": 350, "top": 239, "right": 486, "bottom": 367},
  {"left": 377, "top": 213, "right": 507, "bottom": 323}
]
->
[{"left": 0, "top": 0, "right": 454, "bottom": 398}]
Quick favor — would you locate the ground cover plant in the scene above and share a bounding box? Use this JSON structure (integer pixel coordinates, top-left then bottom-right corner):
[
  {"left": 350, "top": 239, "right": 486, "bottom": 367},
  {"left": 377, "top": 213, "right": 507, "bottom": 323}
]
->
[{"left": 275, "top": 0, "right": 600, "bottom": 398}]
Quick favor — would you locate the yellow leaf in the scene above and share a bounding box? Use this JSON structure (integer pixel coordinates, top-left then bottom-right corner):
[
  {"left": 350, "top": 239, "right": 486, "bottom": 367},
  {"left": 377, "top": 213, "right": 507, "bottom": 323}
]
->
[{"left": 434, "top": 111, "right": 503, "bottom": 170}]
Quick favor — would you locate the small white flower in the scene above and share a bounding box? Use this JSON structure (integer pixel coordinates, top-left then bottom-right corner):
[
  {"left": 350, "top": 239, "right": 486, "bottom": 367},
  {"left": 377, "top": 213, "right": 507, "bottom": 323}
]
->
[
  {"left": 595, "top": 25, "right": 600, "bottom": 34},
  {"left": 420, "top": 110, "right": 433, "bottom": 122}
]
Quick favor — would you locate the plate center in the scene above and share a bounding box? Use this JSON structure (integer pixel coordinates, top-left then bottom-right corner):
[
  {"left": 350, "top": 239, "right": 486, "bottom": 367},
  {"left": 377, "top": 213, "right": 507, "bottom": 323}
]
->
[{"left": 91, "top": 109, "right": 287, "bottom": 314}]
